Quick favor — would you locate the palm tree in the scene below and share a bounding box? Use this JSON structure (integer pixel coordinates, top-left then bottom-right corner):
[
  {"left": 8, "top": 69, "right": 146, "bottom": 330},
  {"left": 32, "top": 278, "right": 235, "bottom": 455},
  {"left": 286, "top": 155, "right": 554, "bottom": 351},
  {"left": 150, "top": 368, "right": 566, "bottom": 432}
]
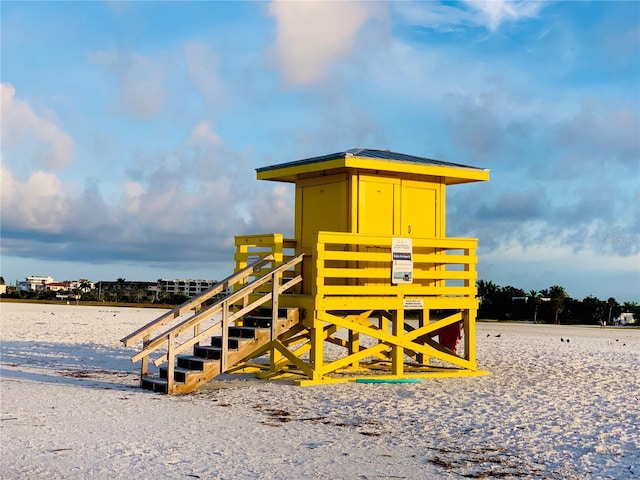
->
[
  {"left": 135, "top": 285, "right": 147, "bottom": 303},
  {"left": 607, "top": 297, "right": 618, "bottom": 325},
  {"left": 549, "top": 285, "right": 569, "bottom": 324},
  {"left": 116, "top": 278, "right": 126, "bottom": 302},
  {"left": 79, "top": 279, "right": 91, "bottom": 294},
  {"left": 529, "top": 290, "right": 543, "bottom": 323}
]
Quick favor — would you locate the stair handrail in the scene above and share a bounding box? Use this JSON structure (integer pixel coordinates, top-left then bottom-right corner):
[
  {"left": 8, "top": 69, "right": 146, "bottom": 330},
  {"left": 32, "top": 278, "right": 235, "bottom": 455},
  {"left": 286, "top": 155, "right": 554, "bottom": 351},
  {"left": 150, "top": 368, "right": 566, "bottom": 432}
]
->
[
  {"left": 133, "top": 254, "right": 303, "bottom": 364},
  {"left": 120, "top": 254, "right": 276, "bottom": 347},
  {"left": 125, "top": 253, "right": 304, "bottom": 391},
  {"left": 151, "top": 261, "right": 303, "bottom": 369}
]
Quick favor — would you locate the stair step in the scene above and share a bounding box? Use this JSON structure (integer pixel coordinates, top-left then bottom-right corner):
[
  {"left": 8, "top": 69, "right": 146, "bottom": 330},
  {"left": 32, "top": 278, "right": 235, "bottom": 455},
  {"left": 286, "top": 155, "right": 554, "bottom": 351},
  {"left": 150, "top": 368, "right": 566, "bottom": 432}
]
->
[
  {"left": 131, "top": 304, "right": 301, "bottom": 395},
  {"left": 243, "top": 316, "right": 273, "bottom": 329},
  {"left": 193, "top": 345, "right": 223, "bottom": 360},
  {"left": 257, "top": 307, "right": 289, "bottom": 318},
  {"left": 228, "top": 326, "right": 257, "bottom": 339},
  {"left": 211, "top": 337, "right": 240, "bottom": 349},
  {"left": 141, "top": 377, "right": 168, "bottom": 394},
  {"left": 159, "top": 366, "right": 193, "bottom": 382},
  {"left": 177, "top": 355, "right": 218, "bottom": 371}
]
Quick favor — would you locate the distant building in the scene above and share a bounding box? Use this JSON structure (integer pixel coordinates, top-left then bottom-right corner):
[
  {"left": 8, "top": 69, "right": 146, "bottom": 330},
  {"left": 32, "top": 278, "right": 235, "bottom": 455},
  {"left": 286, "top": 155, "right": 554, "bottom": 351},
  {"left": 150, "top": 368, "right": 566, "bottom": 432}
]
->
[
  {"left": 17, "top": 276, "right": 54, "bottom": 291},
  {"left": 616, "top": 312, "right": 636, "bottom": 325},
  {"left": 159, "top": 279, "right": 219, "bottom": 298},
  {"left": 44, "top": 282, "right": 68, "bottom": 292}
]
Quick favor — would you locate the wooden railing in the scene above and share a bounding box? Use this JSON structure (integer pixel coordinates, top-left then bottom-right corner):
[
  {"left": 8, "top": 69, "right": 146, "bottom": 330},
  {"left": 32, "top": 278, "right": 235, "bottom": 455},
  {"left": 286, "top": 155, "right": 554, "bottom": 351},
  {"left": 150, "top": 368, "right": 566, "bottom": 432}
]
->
[
  {"left": 120, "top": 253, "right": 304, "bottom": 391},
  {"left": 235, "top": 234, "right": 299, "bottom": 294},
  {"left": 313, "top": 231, "right": 478, "bottom": 311}
]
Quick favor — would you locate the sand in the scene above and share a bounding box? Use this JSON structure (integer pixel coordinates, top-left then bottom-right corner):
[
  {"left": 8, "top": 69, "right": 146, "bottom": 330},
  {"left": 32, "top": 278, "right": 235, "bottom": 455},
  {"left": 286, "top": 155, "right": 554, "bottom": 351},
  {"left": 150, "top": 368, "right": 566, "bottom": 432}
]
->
[{"left": 1, "top": 302, "right": 638, "bottom": 479}]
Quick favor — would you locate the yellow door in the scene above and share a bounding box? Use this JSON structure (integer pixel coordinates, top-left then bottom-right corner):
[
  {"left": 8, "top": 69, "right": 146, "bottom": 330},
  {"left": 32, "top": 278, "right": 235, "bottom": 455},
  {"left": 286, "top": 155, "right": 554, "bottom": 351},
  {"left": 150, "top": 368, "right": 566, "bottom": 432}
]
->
[
  {"left": 401, "top": 180, "right": 439, "bottom": 288},
  {"left": 400, "top": 181, "right": 437, "bottom": 238},
  {"left": 357, "top": 176, "right": 400, "bottom": 285},
  {"left": 298, "top": 176, "right": 348, "bottom": 294},
  {"left": 357, "top": 176, "right": 398, "bottom": 235}
]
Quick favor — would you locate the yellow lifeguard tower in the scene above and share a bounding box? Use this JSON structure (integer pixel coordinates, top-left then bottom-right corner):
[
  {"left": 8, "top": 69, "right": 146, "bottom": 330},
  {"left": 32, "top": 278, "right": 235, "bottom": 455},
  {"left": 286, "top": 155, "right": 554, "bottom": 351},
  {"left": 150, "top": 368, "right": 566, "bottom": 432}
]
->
[{"left": 122, "top": 148, "right": 490, "bottom": 393}]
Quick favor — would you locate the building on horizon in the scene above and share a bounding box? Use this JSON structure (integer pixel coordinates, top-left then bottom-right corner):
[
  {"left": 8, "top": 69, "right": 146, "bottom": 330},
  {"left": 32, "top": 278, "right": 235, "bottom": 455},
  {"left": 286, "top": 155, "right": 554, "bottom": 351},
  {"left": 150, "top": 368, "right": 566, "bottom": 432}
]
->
[
  {"left": 159, "top": 279, "right": 220, "bottom": 298},
  {"left": 17, "top": 276, "right": 55, "bottom": 292}
]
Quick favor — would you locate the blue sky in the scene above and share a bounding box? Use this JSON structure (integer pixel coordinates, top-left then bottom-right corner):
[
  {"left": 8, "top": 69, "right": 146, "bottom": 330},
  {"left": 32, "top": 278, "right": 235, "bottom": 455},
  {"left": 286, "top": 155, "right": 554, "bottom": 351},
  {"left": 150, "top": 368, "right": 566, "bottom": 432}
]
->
[{"left": 1, "top": 1, "right": 638, "bottom": 301}]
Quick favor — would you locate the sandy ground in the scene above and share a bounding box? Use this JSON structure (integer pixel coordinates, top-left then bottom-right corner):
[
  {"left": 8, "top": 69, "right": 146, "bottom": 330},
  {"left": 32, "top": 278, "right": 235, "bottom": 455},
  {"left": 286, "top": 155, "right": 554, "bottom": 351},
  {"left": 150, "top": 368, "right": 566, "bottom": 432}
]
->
[{"left": 1, "top": 302, "right": 639, "bottom": 480}]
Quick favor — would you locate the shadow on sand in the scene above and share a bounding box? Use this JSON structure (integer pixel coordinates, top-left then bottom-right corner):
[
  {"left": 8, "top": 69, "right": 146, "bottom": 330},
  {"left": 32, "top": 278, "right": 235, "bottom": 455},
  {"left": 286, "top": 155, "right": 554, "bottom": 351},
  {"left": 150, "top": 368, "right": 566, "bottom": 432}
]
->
[{"left": 1, "top": 340, "right": 150, "bottom": 393}]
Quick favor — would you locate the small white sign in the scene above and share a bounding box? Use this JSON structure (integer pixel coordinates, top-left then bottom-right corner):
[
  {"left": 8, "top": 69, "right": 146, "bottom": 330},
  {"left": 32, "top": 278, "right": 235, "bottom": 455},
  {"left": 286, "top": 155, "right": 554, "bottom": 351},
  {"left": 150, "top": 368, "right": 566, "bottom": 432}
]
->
[
  {"left": 403, "top": 299, "right": 424, "bottom": 310},
  {"left": 391, "top": 237, "right": 413, "bottom": 284}
]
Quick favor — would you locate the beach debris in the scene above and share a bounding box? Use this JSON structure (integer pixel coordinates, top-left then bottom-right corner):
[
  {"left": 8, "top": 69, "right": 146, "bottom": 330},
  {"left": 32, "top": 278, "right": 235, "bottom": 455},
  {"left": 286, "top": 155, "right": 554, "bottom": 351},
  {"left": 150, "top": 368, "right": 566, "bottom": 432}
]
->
[
  {"left": 495, "top": 334, "right": 501, "bottom": 338},
  {"left": 561, "top": 338, "right": 564, "bottom": 342},
  {"left": 566, "top": 338, "right": 570, "bottom": 343}
]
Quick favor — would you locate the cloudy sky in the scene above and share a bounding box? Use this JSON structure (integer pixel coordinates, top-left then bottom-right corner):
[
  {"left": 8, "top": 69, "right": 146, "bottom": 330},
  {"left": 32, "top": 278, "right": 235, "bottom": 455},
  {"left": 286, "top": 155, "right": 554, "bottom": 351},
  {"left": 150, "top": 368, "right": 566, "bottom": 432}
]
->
[{"left": 1, "top": 1, "right": 638, "bottom": 301}]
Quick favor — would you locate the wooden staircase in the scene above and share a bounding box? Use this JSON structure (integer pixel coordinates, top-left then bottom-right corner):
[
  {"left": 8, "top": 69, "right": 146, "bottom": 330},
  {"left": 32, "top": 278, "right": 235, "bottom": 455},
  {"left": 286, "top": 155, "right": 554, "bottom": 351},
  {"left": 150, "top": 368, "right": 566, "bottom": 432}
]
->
[
  {"left": 142, "top": 307, "right": 300, "bottom": 394},
  {"left": 121, "top": 253, "right": 304, "bottom": 394}
]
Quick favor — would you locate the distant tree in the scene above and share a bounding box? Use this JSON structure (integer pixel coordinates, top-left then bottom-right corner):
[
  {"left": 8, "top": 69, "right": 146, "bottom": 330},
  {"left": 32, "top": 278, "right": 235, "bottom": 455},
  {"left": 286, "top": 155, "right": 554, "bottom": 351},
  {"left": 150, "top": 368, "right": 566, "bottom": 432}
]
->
[
  {"left": 0, "top": 276, "right": 5, "bottom": 285},
  {"left": 38, "top": 289, "right": 57, "bottom": 300},
  {"left": 607, "top": 297, "right": 619, "bottom": 325},
  {"left": 167, "top": 293, "right": 190, "bottom": 305},
  {"left": 81, "top": 290, "right": 99, "bottom": 302},
  {"left": 529, "top": 290, "right": 544, "bottom": 323},
  {"left": 477, "top": 280, "right": 499, "bottom": 318},
  {"left": 548, "top": 285, "right": 569, "bottom": 324},
  {"left": 135, "top": 285, "right": 148, "bottom": 303},
  {"left": 622, "top": 301, "right": 638, "bottom": 311},
  {"left": 156, "top": 279, "right": 165, "bottom": 302},
  {"left": 115, "top": 278, "right": 126, "bottom": 302},
  {"left": 79, "top": 279, "right": 92, "bottom": 293}
]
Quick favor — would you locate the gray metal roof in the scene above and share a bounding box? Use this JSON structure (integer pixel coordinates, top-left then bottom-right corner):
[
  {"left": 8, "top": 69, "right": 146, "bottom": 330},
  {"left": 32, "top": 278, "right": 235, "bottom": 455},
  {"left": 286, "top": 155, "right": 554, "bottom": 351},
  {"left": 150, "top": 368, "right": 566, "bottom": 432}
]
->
[{"left": 256, "top": 148, "right": 486, "bottom": 173}]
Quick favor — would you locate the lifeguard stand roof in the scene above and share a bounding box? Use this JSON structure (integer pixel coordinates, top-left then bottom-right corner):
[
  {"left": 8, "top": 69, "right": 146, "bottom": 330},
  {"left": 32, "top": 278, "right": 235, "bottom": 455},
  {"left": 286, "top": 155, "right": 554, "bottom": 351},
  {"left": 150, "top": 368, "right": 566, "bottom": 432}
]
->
[{"left": 257, "top": 148, "right": 489, "bottom": 185}]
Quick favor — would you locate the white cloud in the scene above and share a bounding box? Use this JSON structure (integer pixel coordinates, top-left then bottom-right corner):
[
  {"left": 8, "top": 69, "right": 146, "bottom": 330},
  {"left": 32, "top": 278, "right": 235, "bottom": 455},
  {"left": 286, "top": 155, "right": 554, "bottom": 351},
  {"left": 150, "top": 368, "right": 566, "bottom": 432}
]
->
[
  {"left": 183, "top": 41, "right": 228, "bottom": 111},
  {"left": 466, "top": 0, "right": 545, "bottom": 32},
  {"left": 91, "top": 49, "right": 166, "bottom": 120},
  {"left": 187, "top": 121, "right": 223, "bottom": 147},
  {"left": 249, "top": 183, "right": 294, "bottom": 234},
  {"left": 0, "top": 83, "right": 74, "bottom": 170},
  {"left": 0, "top": 165, "right": 68, "bottom": 233},
  {"left": 267, "top": 0, "right": 386, "bottom": 87},
  {"left": 394, "top": 1, "right": 546, "bottom": 33}
]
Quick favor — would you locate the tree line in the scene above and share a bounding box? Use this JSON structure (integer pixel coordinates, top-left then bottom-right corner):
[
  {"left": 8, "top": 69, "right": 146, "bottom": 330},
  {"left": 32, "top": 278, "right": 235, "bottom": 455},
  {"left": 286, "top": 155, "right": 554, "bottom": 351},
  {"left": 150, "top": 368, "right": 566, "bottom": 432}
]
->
[
  {"left": 1, "top": 278, "right": 191, "bottom": 305},
  {"left": 476, "top": 280, "right": 639, "bottom": 325}
]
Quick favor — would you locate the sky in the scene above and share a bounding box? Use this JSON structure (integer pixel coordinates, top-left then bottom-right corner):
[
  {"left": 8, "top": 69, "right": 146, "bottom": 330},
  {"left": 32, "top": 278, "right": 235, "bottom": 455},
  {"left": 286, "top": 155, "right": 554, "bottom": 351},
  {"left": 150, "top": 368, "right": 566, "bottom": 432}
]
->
[{"left": 1, "top": 1, "right": 638, "bottom": 301}]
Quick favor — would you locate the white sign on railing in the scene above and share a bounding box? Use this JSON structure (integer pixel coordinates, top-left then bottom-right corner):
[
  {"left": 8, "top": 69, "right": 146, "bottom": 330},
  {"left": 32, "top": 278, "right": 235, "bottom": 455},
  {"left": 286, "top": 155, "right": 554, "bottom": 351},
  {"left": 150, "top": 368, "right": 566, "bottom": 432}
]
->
[
  {"left": 391, "top": 237, "right": 413, "bottom": 284},
  {"left": 403, "top": 298, "right": 424, "bottom": 309}
]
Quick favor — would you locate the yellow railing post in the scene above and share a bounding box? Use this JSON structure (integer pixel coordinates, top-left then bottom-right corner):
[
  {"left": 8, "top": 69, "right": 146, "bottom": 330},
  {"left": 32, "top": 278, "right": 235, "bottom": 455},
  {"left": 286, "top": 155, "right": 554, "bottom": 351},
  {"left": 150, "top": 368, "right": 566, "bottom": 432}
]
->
[{"left": 310, "top": 233, "right": 324, "bottom": 381}]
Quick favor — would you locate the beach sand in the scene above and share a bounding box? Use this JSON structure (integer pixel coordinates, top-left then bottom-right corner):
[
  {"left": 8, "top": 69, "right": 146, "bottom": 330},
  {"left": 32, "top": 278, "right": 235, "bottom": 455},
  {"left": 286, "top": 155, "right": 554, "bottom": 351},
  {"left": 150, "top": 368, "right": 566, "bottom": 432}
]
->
[{"left": 1, "top": 302, "right": 638, "bottom": 479}]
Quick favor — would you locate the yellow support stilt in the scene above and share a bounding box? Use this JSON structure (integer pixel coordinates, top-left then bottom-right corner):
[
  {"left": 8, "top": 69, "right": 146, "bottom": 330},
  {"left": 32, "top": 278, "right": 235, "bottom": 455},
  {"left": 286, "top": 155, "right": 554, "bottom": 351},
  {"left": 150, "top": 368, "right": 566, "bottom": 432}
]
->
[{"left": 391, "top": 309, "right": 404, "bottom": 376}]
